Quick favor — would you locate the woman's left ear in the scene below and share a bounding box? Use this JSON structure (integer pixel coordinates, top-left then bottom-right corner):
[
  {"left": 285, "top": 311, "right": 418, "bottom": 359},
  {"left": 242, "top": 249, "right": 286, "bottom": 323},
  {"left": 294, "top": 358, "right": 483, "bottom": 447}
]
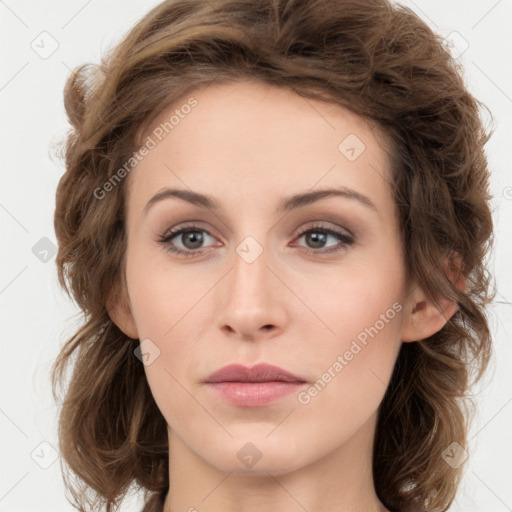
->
[{"left": 401, "top": 252, "right": 466, "bottom": 343}]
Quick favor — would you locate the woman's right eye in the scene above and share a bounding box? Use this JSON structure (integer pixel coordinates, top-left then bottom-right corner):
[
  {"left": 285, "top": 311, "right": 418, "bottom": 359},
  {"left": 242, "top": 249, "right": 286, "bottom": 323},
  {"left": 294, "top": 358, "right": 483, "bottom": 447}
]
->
[{"left": 157, "top": 224, "right": 217, "bottom": 257}]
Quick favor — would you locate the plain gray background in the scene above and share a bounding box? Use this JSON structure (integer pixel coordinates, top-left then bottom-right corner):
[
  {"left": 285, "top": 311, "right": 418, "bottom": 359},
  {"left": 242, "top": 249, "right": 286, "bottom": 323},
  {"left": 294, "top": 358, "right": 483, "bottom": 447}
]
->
[{"left": 0, "top": 1, "right": 511, "bottom": 511}]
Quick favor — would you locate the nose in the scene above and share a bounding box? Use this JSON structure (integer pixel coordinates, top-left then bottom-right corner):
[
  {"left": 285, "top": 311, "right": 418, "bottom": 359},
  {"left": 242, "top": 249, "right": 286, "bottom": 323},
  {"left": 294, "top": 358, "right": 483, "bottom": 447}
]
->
[{"left": 215, "top": 242, "right": 287, "bottom": 341}]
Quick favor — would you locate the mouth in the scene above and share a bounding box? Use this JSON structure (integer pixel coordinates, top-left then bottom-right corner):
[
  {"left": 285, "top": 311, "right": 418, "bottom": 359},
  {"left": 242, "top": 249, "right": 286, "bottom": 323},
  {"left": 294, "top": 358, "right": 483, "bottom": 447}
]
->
[{"left": 204, "top": 363, "right": 307, "bottom": 407}]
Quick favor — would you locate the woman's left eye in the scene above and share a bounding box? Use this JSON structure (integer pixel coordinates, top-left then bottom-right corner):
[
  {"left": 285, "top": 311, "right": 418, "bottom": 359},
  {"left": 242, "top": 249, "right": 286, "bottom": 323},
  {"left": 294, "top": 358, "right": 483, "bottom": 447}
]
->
[
  {"left": 294, "top": 224, "right": 354, "bottom": 254},
  {"left": 157, "top": 223, "right": 354, "bottom": 258}
]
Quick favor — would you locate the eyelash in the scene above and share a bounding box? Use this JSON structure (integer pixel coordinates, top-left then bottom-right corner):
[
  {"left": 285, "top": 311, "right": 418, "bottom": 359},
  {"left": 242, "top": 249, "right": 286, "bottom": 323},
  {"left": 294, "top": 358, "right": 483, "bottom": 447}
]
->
[{"left": 157, "top": 223, "right": 355, "bottom": 258}]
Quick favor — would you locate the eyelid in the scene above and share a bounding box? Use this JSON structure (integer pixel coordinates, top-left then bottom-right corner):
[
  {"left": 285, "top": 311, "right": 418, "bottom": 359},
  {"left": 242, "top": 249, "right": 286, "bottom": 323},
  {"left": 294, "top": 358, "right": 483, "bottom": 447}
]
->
[
  {"left": 158, "top": 222, "right": 219, "bottom": 246},
  {"left": 295, "top": 220, "right": 354, "bottom": 238}
]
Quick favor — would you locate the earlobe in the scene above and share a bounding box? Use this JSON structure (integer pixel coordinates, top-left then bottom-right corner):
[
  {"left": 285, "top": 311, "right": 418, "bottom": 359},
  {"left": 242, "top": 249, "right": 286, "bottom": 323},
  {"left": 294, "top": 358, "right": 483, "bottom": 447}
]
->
[
  {"left": 401, "top": 252, "right": 465, "bottom": 343},
  {"left": 106, "top": 284, "right": 139, "bottom": 340}
]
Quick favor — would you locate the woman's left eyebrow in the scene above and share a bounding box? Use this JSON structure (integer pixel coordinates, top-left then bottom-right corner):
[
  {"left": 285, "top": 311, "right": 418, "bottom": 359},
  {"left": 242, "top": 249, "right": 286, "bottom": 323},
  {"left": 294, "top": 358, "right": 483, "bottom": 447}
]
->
[
  {"left": 277, "top": 187, "right": 380, "bottom": 217},
  {"left": 143, "top": 186, "right": 380, "bottom": 218}
]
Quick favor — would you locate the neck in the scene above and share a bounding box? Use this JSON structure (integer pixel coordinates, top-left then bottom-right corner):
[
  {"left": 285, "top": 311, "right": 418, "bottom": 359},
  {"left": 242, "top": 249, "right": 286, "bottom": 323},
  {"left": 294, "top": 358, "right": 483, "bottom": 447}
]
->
[{"left": 163, "top": 411, "right": 388, "bottom": 512}]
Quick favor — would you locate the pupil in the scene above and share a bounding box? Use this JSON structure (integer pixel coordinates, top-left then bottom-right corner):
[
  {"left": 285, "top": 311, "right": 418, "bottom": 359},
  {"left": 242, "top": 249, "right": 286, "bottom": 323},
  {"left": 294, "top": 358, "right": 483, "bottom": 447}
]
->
[
  {"left": 184, "top": 231, "right": 203, "bottom": 249},
  {"left": 308, "top": 232, "right": 326, "bottom": 248}
]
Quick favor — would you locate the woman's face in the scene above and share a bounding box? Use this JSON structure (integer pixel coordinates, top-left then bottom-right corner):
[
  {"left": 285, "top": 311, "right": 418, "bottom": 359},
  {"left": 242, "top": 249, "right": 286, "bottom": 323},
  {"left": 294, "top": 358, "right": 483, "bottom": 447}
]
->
[{"left": 113, "top": 80, "right": 417, "bottom": 475}]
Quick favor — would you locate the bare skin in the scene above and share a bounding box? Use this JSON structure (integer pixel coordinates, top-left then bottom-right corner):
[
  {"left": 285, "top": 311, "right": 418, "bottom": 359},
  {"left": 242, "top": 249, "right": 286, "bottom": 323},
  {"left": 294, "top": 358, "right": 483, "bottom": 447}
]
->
[{"left": 108, "top": 79, "right": 460, "bottom": 512}]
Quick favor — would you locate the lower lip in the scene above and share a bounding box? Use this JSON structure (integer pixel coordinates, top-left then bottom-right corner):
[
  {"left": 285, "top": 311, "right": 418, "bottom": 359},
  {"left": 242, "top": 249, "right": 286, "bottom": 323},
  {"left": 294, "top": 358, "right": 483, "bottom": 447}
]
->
[{"left": 205, "top": 381, "right": 306, "bottom": 407}]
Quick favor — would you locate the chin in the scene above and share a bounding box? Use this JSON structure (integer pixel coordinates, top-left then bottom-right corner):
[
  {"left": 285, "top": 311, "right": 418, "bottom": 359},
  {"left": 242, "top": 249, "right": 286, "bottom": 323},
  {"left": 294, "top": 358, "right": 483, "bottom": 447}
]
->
[{"left": 199, "top": 432, "right": 311, "bottom": 476}]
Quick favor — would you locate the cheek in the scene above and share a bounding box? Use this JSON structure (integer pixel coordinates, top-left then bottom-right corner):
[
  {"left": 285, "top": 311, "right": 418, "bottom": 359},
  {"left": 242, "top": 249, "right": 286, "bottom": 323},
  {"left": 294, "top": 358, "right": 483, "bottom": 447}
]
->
[
  {"left": 298, "top": 255, "right": 404, "bottom": 344},
  {"left": 309, "top": 294, "right": 402, "bottom": 399},
  {"left": 125, "top": 254, "right": 209, "bottom": 408},
  {"left": 125, "top": 244, "right": 207, "bottom": 339},
  {"left": 295, "top": 302, "right": 402, "bottom": 450},
  {"left": 295, "top": 260, "right": 404, "bottom": 410}
]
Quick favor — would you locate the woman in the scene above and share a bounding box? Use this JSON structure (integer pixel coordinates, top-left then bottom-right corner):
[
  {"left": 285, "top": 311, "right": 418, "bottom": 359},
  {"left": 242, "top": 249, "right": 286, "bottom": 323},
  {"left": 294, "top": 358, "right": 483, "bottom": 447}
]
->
[{"left": 51, "top": 0, "right": 495, "bottom": 511}]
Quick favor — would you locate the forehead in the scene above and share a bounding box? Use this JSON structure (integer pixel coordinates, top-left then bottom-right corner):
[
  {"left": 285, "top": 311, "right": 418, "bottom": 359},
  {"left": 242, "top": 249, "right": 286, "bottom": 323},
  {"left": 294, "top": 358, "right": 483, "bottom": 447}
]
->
[{"left": 126, "top": 80, "right": 396, "bottom": 223}]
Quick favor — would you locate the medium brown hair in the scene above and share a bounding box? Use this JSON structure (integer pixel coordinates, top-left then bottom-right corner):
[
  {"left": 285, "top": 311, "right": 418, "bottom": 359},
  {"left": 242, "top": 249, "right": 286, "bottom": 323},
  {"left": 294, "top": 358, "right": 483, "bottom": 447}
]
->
[{"left": 51, "top": 0, "right": 496, "bottom": 511}]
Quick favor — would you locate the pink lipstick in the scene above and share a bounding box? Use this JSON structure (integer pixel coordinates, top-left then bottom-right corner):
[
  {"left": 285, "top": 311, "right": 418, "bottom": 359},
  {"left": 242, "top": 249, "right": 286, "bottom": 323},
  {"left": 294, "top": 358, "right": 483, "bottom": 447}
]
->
[{"left": 204, "top": 363, "right": 307, "bottom": 407}]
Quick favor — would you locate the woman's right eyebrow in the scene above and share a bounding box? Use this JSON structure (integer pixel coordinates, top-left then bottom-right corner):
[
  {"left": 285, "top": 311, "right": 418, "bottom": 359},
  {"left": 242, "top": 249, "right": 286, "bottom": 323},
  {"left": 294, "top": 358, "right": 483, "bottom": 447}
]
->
[
  {"left": 142, "top": 186, "right": 380, "bottom": 218},
  {"left": 143, "top": 187, "right": 216, "bottom": 216}
]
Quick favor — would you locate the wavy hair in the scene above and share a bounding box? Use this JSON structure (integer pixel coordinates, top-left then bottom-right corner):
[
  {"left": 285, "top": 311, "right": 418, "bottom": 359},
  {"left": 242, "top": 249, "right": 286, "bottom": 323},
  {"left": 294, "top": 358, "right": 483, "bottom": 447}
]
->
[{"left": 51, "top": 0, "right": 496, "bottom": 511}]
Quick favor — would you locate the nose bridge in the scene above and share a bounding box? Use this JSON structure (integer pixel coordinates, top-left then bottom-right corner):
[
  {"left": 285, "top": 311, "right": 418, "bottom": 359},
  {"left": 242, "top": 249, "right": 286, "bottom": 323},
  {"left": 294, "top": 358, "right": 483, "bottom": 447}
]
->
[{"left": 230, "top": 235, "right": 273, "bottom": 306}]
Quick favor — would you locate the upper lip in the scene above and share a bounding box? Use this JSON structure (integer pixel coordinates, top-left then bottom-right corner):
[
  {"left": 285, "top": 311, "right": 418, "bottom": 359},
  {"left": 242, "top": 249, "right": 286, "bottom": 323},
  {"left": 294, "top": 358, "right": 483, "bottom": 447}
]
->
[{"left": 204, "top": 363, "right": 306, "bottom": 383}]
